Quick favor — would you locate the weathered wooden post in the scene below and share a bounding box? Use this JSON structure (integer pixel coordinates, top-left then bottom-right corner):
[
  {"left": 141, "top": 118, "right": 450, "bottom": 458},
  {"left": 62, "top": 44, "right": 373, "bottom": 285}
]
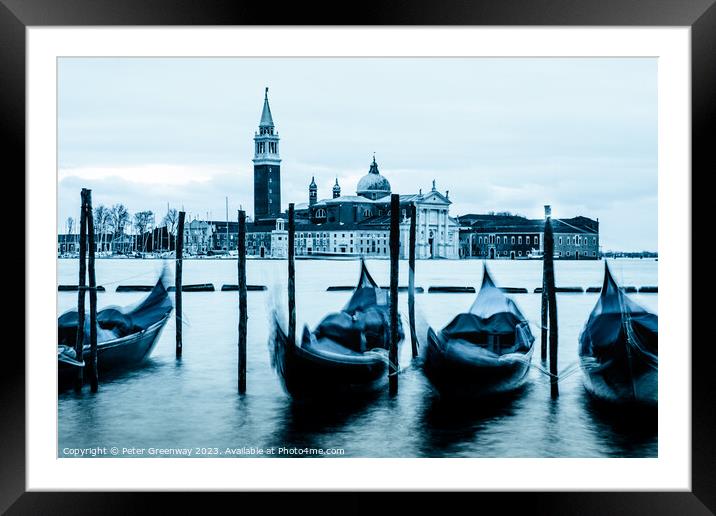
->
[
  {"left": 74, "top": 189, "right": 88, "bottom": 391},
  {"left": 238, "top": 210, "right": 247, "bottom": 394},
  {"left": 175, "top": 211, "right": 186, "bottom": 358},
  {"left": 389, "top": 194, "right": 400, "bottom": 394},
  {"left": 543, "top": 205, "right": 559, "bottom": 398},
  {"left": 86, "top": 189, "right": 99, "bottom": 392},
  {"left": 288, "top": 204, "right": 296, "bottom": 349},
  {"left": 540, "top": 268, "right": 548, "bottom": 362},
  {"left": 408, "top": 203, "right": 418, "bottom": 358}
]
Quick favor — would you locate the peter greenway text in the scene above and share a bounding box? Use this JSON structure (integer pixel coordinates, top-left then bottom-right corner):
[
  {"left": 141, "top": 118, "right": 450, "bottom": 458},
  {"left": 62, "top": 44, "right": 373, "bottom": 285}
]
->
[{"left": 60, "top": 446, "right": 346, "bottom": 457}]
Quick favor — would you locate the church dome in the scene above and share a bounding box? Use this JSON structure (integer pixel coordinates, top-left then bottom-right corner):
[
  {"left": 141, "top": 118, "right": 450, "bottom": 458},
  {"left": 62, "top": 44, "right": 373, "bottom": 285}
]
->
[{"left": 356, "top": 156, "right": 391, "bottom": 200}]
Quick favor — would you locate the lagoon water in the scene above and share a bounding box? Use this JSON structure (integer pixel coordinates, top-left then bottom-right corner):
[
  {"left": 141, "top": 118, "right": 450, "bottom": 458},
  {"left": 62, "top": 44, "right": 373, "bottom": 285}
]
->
[{"left": 57, "top": 258, "right": 657, "bottom": 458}]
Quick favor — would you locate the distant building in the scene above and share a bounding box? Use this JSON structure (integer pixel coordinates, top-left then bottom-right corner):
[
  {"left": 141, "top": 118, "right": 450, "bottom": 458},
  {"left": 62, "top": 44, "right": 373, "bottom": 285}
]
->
[
  {"left": 284, "top": 159, "right": 460, "bottom": 259},
  {"left": 111, "top": 234, "right": 135, "bottom": 255},
  {"left": 57, "top": 233, "right": 129, "bottom": 255},
  {"left": 229, "top": 90, "right": 460, "bottom": 259},
  {"left": 184, "top": 219, "right": 213, "bottom": 255},
  {"left": 458, "top": 213, "right": 599, "bottom": 260},
  {"left": 57, "top": 234, "right": 80, "bottom": 255}
]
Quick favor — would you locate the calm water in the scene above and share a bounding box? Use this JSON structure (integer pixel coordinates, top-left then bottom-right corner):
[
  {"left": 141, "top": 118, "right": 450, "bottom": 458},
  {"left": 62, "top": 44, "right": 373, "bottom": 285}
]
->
[{"left": 58, "top": 258, "right": 658, "bottom": 458}]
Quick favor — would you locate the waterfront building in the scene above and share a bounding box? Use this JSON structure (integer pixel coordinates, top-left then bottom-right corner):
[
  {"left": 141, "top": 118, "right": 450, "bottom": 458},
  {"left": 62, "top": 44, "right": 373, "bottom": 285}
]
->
[
  {"left": 57, "top": 234, "right": 80, "bottom": 255},
  {"left": 57, "top": 233, "right": 132, "bottom": 255},
  {"left": 183, "top": 219, "right": 214, "bottom": 255},
  {"left": 458, "top": 213, "right": 599, "bottom": 260},
  {"left": 218, "top": 90, "right": 461, "bottom": 259}
]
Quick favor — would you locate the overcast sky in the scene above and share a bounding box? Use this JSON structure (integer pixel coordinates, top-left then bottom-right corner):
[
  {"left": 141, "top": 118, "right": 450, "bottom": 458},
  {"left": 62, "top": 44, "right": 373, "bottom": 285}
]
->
[{"left": 58, "top": 57, "right": 657, "bottom": 251}]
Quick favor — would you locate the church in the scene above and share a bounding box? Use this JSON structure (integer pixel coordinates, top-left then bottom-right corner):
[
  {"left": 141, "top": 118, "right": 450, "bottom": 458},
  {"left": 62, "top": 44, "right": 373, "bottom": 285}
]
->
[{"left": 237, "top": 89, "right": 460, "bottom": 259}]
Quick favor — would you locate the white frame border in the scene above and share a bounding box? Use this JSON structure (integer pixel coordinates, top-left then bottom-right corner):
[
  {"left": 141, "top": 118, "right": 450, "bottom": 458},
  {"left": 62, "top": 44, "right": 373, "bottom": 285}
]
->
[{"left": 27, "top": 26, "right": 690, "bottom": 491}]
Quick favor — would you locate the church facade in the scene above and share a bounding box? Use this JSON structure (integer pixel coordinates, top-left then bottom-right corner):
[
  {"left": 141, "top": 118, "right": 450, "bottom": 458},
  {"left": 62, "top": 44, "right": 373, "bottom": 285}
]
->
[{"left": 268, "top": 157, "right": 460, "bottom": 259}]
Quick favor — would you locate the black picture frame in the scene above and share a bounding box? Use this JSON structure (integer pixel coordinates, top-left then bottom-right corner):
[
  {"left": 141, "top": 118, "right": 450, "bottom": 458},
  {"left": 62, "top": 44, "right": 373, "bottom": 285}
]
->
[{"left": 3, "top": 0, "right": 711, "bottom": 513}]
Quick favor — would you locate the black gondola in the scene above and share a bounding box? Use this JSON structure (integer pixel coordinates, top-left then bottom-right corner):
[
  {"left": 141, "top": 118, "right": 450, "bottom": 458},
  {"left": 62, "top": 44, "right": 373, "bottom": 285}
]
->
[
  {"left": 58, "top": 275, "right": 173, "bottom": 388},
  {"left": 578, "top": 263, "right": 658, "bottom": 406},
  {"left": 271, "top": 260, "right": 403, "bottom": 398},
  {"left": 422, "top": 265, "right": 535, "bottom": 398}
]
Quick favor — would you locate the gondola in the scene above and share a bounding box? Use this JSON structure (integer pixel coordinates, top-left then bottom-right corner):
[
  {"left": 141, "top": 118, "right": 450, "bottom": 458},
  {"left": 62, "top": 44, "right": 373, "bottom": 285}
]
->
[
  {"left": 58, "top": 275, "right": 173, "bottom": 388},
  {"left": 271, "top": 260, "right": 403, "bottom": 398},
  {"left": 578, "top": 263, "right": 658, "bottom": 406},
  {"left": 422, "top": 265, "right": 535, "bottom": 398}
]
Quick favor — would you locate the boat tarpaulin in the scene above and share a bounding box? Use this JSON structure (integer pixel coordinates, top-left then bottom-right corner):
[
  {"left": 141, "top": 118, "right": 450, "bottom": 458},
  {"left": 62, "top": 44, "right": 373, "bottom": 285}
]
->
[
  {"left": 579, "top": 264, "right": 658, "bottom": 361},
  {"left": 58, "top": 274, "right": 173, "bottom": 347},
  {"left": 312, "top": 259, "right": 399, "bottom": 353},
  {"left": 441, "top": 267, "right": 533, "bottom": 344}
]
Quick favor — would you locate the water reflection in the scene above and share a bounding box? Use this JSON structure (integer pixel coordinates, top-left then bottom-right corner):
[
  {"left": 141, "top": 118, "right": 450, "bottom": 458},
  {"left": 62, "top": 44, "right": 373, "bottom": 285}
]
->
[
  {"left": 418, "top": 388, "right": 524, "bottom": 457},
  {"left": 580, "top": 388, "right": 657, "bottom": 457},
  {"left": 265, "top": 394, "right": 380, "bottom": 456}
]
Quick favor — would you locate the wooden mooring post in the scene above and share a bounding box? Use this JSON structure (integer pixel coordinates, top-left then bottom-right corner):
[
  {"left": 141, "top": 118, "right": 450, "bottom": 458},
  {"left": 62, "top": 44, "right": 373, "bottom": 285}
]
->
[
  {"left": 543, "top": 205, "right": 559, "bottom": 398},
  {"left": 175, "top": 211, "right": 185, "bottom": 358},
  {"left": 540, "top": 273, "right": 548, "bottom": 362},
  {"left": 408, "top": 203, "right": 418, "bottom": 358},
  {"left": 74, "top": 189, "right": 88, "bottom": 392},
  {"left": 237, "top": 210, "right": 247, "bottom": 393},
  {"left": 86, "top": 190, "right": 99, "bottom": 392},
  {"left": 288, "top": 204, "right": 296, "bottom": 349},
  {"left": 389, "top": 194, "right": 400, "bottom": 394}
]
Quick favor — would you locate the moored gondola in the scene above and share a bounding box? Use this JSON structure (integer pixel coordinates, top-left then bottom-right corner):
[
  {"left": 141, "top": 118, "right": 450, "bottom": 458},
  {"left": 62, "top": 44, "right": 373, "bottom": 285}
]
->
[
  {"left": 422, "top": 265, "right": 535, "bottom": 398},
  {"left": 271, "top": 260, "right": 403, "bottom": 398},
  {"left": 578, "top": 263, "right": 658, "bottom": 406},
  {"left": 58, "top": 274, "right": 173, "bottom": 388}
]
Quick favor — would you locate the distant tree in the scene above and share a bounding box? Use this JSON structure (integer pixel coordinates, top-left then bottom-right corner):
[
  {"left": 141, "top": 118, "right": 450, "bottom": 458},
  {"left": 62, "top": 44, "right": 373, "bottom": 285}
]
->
[
  {"left": 110, "top": 204, "right": 130, "bottom": 237},
  {"left": 66, "top": 217, "right": 74, "bottom": 235},
  {"left": 94, "top": 205, "right": 112, "bottom": 252},
  {"left": 133, "top": 211, "right": 154, "bottom": 251}
]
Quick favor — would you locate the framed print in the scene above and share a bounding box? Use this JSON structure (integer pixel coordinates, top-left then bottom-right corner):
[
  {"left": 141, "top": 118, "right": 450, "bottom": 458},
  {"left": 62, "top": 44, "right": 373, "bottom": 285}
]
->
[{"left": 4, "top": 0, "right": 713, "bottom": 513}]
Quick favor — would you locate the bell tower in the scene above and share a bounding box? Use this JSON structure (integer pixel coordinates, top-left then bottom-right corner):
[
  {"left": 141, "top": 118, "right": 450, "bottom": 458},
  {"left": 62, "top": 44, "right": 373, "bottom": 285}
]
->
[
  {"left": 253, "top": 87, "right": 281, "bottom": 221},
  {"left": 309, "top": 176, "right": 318, "bottom": 206}
]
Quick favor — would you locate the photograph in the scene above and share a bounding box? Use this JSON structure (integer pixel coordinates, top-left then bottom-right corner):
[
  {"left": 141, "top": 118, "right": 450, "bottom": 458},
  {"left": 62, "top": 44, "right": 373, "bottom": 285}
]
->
[{"left": 56, "top": 56, "right": 659, "bottom": 459}]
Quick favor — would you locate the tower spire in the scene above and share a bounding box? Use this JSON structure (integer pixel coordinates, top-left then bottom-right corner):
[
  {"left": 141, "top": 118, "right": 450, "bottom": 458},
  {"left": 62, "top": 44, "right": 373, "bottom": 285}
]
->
[
  {"left": 369, "top": 155, "right": 379, "bottom": 175},
  {"left": 260, "top": 87, "right": 274, "bottom": 128},
  {"left": 333, "top": 178, "right": 341, "bottom": 198}
]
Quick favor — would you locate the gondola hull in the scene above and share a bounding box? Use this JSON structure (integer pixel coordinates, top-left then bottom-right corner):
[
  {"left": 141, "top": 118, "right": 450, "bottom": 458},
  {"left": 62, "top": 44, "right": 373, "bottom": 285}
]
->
[
  {"left": 58, "top": 312, "right": 170, "bottom": 389},
  {"left": 580, "top": 355, "right": 657, "bottom": 406},
  {"left": 578, "top": 264, "right": 658, "bottom": 406},
  {"left": 579, "top": 321, "right": 657, "bottom": 406},
  {"left": 272, "top": 318, "right": 388, "bottom": 399},
  {"left": 424, "top": 328, "right": 533, "bottom": 398}
]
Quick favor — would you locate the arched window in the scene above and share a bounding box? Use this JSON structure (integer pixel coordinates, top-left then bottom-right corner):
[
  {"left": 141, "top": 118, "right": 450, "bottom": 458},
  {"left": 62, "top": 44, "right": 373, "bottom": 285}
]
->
[
  {"left": 363, "top": 209, "right": 372, "bottom": 217},
  {"left": 315, "top": 209, "right": 326, "bottom": 218}
]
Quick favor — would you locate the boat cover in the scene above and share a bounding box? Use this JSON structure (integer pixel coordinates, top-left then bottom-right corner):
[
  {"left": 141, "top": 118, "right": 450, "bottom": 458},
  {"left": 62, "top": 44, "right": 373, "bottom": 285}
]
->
[
  {"left": 440, "top": 266, "right": 533, "bottom": 346},
  {"left": 311, "top": 260, "right": 399, "bottom": 353},
  {"left": 58, "top": 273, "right": 173, "bottom": 347}
]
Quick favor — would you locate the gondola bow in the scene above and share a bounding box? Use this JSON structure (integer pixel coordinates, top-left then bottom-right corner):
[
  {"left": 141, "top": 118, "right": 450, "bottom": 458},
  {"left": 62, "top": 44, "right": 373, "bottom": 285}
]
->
[
  {"left": 578, "top": 264, "right": 658, "bottom": 405},
  {"left": 271, "top": 260, "right": 402, "bottom": 398}
]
